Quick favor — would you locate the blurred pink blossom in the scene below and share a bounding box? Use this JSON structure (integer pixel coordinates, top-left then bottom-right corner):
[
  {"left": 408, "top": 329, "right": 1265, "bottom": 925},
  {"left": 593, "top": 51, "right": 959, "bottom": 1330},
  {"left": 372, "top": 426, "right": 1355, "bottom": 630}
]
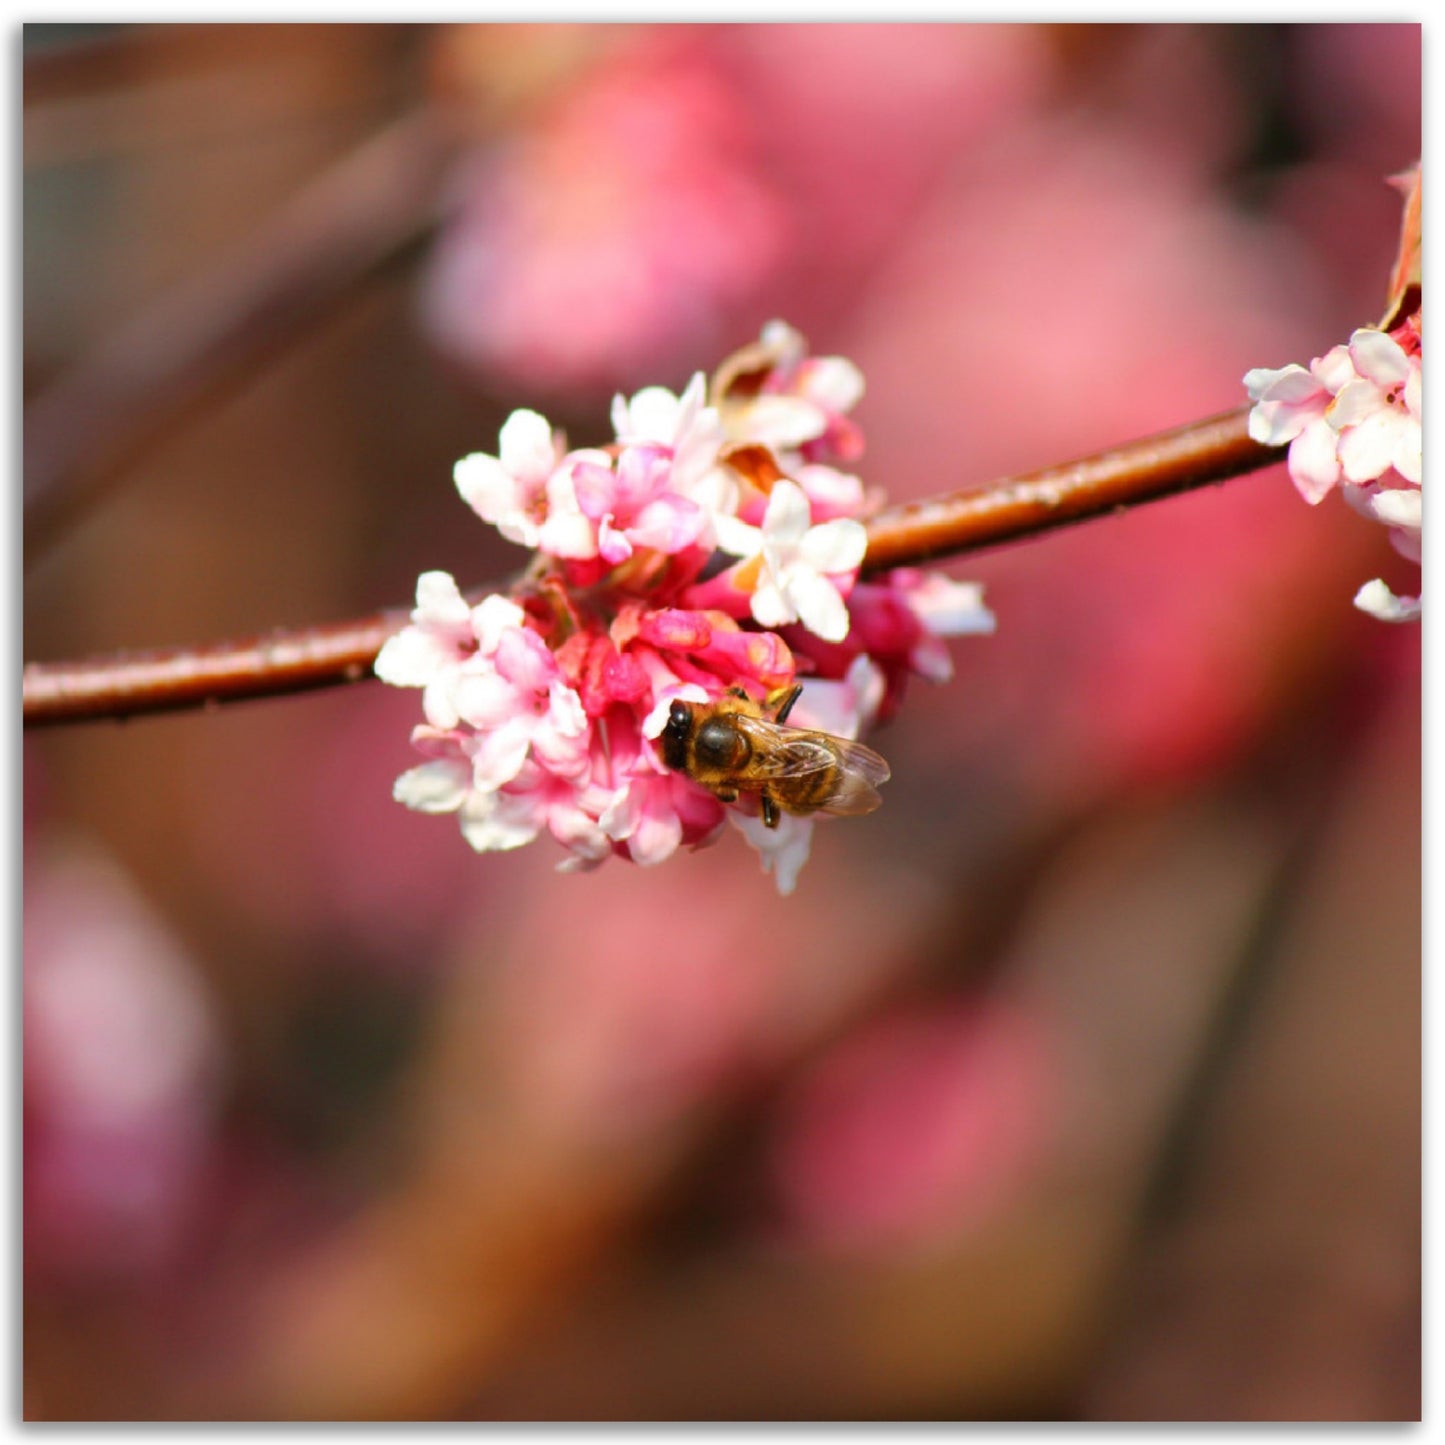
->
[
  {"left": 767, "top": 997, "right": 1054, "bottom": 1251},
  {"left": 421, "top": 34, "right": 789, "bottom": 397},
  {"left": 25, "top": 845, "right": 223, "bottom": 1281}
]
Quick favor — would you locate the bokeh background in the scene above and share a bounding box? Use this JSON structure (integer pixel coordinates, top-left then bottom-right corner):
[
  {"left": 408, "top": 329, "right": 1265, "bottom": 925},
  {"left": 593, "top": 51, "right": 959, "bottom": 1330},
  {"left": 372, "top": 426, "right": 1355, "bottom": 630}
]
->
[{"left": 22, "top": 22, "right": 1420, "bottom": 1422}]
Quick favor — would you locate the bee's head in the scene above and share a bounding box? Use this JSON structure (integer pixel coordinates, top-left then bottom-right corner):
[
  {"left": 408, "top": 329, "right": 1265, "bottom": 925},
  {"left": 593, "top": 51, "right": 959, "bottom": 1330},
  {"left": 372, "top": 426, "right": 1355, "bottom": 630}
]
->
[{"left": 659, "top": 699, "right": 694, "bottom": 772}]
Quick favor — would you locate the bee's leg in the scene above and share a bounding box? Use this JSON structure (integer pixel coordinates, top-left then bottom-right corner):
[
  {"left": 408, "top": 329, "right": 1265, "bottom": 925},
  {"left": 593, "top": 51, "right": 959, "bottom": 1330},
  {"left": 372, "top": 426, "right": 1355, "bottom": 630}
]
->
[
  {"left": 726, "top": 685, "right": 750, "bottom": 701},
  {"left": 761, "top": 792, "right": 780, "bottom": 829},
  {"left": 767, "top": 684, "right": 803, "bottom": 725},
  {"left": 715, "top": 786, "right": 739, "bottom": 803}
]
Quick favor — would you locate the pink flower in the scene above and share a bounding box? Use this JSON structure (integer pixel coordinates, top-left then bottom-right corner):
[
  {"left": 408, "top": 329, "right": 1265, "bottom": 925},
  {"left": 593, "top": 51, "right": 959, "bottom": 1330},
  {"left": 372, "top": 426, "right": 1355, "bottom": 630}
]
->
[
  {"left": 450, "top": 624, "right": 591, "bottom": 788},
  {"left": 1244, "top": 345, "right": 1355, "bottom": 504},
  {"left": 1331, "top": 328, "right": 1421, "bottom": 486},
  {"left": 570, "top": 445, "right": 711, "bottom": 566},
  {"left": 610, "top": 372, "right": 740, "bottom": 520},
  {"left": 1246, "top": 320, "right": 1422, "bottom": 624},
  {"left": 419, "top": 36, "right": 787, "bottom": 398},
  {"left": 25, "top": 846, "right": 222, "bottom": 1279},
  {"left": 453, "top": 409, "right": 570, "bottom": 549},
  {"left": 379, "top": 323, "right": 994, "bottom": 890}
]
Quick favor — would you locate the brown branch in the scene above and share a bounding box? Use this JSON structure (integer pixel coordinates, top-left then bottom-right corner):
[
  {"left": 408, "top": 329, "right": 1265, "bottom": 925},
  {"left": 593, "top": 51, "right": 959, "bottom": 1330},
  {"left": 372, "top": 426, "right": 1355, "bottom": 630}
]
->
[
  {"left": 22, "top": 405, "right": 1283, "bottom": 728},
  {"left": 23, "top": 106, "right": 457, "bottom": 567},
  {"left": 858, "top": 405, "right": 1276, "bottom": 573}
]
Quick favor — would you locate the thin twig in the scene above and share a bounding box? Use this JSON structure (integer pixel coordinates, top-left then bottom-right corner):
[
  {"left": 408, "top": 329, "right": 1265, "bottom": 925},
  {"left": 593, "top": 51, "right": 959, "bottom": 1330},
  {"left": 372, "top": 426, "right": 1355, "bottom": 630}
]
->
[
  {"left": 23, "top": 106, "right": 456, "bottom": 567},
  {"left": 22, "top": 406, "right": 1282, "bottom": 728}
]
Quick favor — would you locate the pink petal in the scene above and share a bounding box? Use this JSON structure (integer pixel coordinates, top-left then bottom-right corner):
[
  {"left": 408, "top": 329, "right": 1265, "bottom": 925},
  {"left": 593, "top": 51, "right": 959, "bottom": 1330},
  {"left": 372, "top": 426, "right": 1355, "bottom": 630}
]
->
[
  {"left": 628, "top": 495, "right": 707, "bottom": 553},
  {"left": 1286, "top": 419, "right": 1342, "bottom": 504},
  {"left": 493, "top": 627, "right": 558, "bottom": 693},
  {"left": 470, "top": 718, "right": 534, "bottom": 790}
]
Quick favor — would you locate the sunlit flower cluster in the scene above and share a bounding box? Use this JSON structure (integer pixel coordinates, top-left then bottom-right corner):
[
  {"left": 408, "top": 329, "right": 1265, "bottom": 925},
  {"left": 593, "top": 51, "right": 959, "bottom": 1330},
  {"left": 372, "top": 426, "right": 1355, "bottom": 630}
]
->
[
  {"left": 378, "top": 322, "right": 995, "bottom": 892},
  {"left": 1245, "top": 320, "right": 1422, "bottom": 622}
]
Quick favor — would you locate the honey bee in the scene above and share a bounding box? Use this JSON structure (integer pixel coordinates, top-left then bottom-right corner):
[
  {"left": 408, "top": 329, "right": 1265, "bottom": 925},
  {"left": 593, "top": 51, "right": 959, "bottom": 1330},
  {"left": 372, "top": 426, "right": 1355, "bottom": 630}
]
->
[{"left": 660, "top": 684, "right": 891, "bottom": 829}]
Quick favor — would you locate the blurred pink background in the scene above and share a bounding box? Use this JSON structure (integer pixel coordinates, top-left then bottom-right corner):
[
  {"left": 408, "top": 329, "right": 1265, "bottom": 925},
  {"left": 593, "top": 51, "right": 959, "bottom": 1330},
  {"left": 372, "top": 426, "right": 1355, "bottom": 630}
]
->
[{"left": 23, "top": 22, "right": 1420, "bottom": 1421}]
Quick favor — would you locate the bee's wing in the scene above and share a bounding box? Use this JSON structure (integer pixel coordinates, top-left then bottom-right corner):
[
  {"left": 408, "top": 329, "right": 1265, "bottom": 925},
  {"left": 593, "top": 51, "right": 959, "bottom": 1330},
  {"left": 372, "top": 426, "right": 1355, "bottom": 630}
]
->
[
  {"left": 807, "top": 734, "right": 891, "bottom": 816},
  {"left": 732, "top": 716, "right": 891, "bottom": 816}
]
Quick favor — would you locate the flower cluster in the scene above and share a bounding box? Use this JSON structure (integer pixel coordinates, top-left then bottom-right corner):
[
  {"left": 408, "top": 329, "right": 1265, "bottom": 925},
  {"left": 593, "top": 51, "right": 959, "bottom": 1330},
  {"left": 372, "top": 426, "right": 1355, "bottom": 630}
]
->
[
  {"left": 378, "top": 322, "right": 995, "bottom": 892},
  {"left": 1245, "top": 320, "right": 1422, "bottom": 623}
]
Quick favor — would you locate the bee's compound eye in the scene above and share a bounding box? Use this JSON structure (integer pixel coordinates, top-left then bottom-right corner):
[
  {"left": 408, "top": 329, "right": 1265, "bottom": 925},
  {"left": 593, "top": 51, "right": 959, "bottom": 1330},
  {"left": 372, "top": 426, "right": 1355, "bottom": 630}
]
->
[{"left": 667, "top": 700, "right": 691, "bottom": 727}]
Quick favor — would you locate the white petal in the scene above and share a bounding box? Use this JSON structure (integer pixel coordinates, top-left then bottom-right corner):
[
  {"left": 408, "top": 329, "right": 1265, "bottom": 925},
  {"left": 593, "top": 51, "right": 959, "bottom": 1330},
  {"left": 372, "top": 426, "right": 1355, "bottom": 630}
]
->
[
  {"left": 1366, "top": 488, "right": 1421, "bottom": 531},
  {"left": 421, "top": 676, "right": 460, "bottom": 730},
  {"left": 730, "top": 811, "right": 814, "bottom": 896},
  {"left": 908, "top": 576, "right": 996, "bottom": 636},
  {"left": 414, "top": 570, "right": 469, "bottom": 626},
  {"left": 454, "top": 452, "right": 519, "bottom": 524},
  {"left": 804, "top": 356, "right": 865, "bottom": 414},
  {"left": 393, "top": 760, "right": 471, "bottom": 814},
  {"left": 739, "top": 395, "right": 828, "bottom": 449},
  {"left": 1327, "top": 377, "right": 1383, "bottom": 431},
  {"left": 619, "top": 385, "right": 683, "bottom": 445},
  {"left": 759, "top": 319, "right": 805, "bottom": 362},
  {"left": 1403, "top": 366, "right": 1422, "bottom": 420},
  {"left": 786, "top": 568, "right": 851, "bottom": 643},
  {"left": 1353, "top": 579, "right": 1422, "bottom": 623},
  {"left": 538, "top": 503, "right": 600, "bottom": 560},
  {"left": 497, "top": 408, "right": 558, "bottom": 479},
  {"left": 1338, "top": 410, "right": 1405, "bottom": 484},
  {"left": 1392, "top": 426, "right": 1423, "bottom": 486},
  {"left": 1311, "top": 345, "right": 1357, "bottom": 393},
  {"left": 798, "top": 517, "right": 867, "bottom": 575},
  {"left": 1347, "top": 329, "right": 1410, "bottom": 389},
  {"left": 762, "top": 479, "right": 812, "bottom": 548},
  {"left": 470, "top": 594, "right": 525, "bottom": 651},
  {"left": 1287, "top": 419, "right": 1342, "bottom": 504},
  {"left": 1244, "top": 363, "right": 1316, "bottom": 407},
  {"left": 452, "top": 670, "right": 517, "bottom": 729},
  {"left": 458, "top": 791, "right": 542, "bottom": 852},
  {"left": 749, "top": 578, "right": 796, "bottom": 630},
  {"left": 374, "top": 628, "right": 448, "bottom": 688},
  {"left": 1390, "top": 527, "right": 1421, "bottom": 564},
  {"left": 713, "top": 513, "right": 764, "bottom": 558}
]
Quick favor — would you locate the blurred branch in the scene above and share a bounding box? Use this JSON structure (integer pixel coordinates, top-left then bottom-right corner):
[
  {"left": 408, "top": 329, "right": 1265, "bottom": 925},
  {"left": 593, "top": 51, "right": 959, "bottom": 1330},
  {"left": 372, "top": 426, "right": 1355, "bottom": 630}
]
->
[
  {"left": 22, "top": 406, "right": 1282, "bottom": 728},
  {"left": 23, "top": 105, "right": 457, "bottom": 566}
]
